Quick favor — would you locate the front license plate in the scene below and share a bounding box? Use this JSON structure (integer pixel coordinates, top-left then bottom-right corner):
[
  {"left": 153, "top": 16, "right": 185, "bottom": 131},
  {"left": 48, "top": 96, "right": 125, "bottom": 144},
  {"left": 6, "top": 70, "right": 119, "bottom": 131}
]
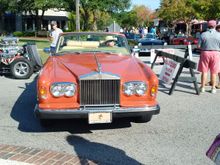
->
[{"left": 88, "top": 112, "right": 112, "bottom": 124}]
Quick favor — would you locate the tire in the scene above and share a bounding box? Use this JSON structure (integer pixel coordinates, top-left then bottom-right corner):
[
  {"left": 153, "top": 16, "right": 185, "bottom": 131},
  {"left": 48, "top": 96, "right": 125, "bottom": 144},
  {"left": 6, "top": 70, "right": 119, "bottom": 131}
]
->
[
  {"left": 10, "top": 58, "right": 33, "bottom": 79},
  {"left": 135, "top": 114, "right": 152, "bottom": 123}
]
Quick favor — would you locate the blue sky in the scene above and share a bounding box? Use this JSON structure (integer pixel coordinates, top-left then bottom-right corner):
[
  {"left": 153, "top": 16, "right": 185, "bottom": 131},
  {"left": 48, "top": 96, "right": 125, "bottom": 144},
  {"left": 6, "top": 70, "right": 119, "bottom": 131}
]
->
[{"left": 132, "top": 0, "right": 160, "bottom": 10}]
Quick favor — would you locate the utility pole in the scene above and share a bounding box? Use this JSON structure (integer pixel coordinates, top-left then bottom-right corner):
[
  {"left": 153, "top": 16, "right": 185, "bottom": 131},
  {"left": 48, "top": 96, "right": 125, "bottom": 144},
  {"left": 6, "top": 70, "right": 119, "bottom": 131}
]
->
[{"left": 76, "top": 0, "right": 80, "bottom": 31}]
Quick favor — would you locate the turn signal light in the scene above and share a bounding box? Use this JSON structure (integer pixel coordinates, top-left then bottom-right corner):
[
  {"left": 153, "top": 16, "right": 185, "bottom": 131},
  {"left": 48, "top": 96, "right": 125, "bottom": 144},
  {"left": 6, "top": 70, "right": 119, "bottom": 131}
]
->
[
  {"left": 39, "top": 86, "right": 47, "bottom": 99},
  {"left": 151, "top": 86, "right": 157, "bottom": 97}
]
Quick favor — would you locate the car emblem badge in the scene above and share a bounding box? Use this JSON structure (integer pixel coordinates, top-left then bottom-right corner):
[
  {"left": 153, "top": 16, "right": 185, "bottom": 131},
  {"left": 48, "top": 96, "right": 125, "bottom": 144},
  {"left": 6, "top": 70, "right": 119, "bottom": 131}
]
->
[
  {"left": 94, "top": 53, "right": 102, "bottom": 74},
  {"left": 99, "top": 114, "right": 103, "bottom": 119}
]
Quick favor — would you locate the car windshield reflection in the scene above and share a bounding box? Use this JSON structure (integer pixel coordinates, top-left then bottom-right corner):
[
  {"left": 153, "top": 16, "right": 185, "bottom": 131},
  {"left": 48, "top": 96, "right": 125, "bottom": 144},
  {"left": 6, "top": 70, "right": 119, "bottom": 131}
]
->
[{"left": 56, "top": 33, "right": 130, "bottom": 55}]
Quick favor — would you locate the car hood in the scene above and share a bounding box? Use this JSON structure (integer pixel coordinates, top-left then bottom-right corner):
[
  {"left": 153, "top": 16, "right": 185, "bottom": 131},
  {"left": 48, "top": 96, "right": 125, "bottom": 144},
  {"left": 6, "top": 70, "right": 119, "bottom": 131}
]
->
[{"left": 50, "top": 53, "right": 147, "bottom": 81}]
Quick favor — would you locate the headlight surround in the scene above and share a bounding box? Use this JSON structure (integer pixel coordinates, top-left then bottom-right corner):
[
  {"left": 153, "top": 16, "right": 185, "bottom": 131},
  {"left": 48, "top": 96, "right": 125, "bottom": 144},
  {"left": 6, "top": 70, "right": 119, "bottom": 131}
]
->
[
  {"left": 123, "top": 81, "right": 147, "bottom": 96},
  {"left": 50, "top": 82, "right": 76, "bottom": 97}
]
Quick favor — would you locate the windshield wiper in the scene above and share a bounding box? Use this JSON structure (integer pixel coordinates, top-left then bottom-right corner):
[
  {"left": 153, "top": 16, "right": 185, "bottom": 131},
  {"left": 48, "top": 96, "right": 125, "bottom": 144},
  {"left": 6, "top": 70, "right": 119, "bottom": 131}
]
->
[
  {"left": 89, "top": 50, "right": 115, "bottom": 54},
  {"left": 56, "top": 51, "right": 82, "bottom": 55}
]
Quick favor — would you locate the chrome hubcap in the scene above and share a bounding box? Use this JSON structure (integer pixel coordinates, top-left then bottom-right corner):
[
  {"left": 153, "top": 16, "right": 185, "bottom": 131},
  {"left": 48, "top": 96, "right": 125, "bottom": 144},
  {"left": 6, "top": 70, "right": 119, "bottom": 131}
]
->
[{"left": 14, "top": 61, "right": 29, "bottom": 76}]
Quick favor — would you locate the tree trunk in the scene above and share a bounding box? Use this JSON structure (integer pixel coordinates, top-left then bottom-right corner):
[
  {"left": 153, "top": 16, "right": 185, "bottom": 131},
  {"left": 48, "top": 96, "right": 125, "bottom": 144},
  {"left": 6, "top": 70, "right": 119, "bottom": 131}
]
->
[
  {"left": 40, "top": 10, "right": 45, "bottom": 30},
  {"left": 92, "top": 10, "right": 97, "bottom": 31},
  {"left": 80, "top": 3, "right": 90, "bottom": 31},
  {"left": 0, "top": 13, "right": 4, "bottom": 33},
  {"left": 81, "top": 11, "right": 90, "bottom": 31},
  {"left": 188, "top": 22, "right": 192, "bottom": 36},
  {"left": 35, "top": 10, "right": 40, "bottom": 31}
]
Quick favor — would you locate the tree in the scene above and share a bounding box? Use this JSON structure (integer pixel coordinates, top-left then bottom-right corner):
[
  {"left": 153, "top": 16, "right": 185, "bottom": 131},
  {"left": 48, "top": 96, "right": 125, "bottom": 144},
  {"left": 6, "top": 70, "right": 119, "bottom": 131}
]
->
[
  {"left": 79, "top": 0, "right": 131, "bottom": 31},
  {"left": 157, "top": 0, "right": 195, "bottom": 35},
  {"left": 114, "top": 11, "right": 139, "bottom": 29},
  {"left": 192, "top": 0, "right": 220, "bottom": 20},
  {"left": 0, "top": 0, "right": 17, "bottom": 32},
  {"left": 17, "top": 0, "right": 67, "bottom": 31},
  {"left": 133, "top": 5, "right": 153, "bottom": 27}
]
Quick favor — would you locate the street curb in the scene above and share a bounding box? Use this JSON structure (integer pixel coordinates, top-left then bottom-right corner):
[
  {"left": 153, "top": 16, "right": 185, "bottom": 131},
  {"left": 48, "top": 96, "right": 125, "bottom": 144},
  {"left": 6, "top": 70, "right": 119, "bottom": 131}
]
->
[{"left": 0, "top": 144, "right": 98, "bottom": 165}]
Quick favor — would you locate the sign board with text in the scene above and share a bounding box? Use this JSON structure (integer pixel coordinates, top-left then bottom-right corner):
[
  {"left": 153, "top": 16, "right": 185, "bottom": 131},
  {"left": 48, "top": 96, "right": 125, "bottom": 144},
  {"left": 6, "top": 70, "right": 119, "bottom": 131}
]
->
[{"left": 159, "top": 59, "right": 178, "bottom": 84}]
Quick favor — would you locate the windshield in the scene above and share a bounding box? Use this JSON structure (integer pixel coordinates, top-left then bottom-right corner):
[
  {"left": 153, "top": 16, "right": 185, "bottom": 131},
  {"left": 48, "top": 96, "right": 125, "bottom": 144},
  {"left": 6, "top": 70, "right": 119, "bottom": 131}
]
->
[
  {"left": 56, "top": 33, "right": 130, "bottom": 55},
  {"left": 146, "top": 33, "right": 157, "bottom": 39}
]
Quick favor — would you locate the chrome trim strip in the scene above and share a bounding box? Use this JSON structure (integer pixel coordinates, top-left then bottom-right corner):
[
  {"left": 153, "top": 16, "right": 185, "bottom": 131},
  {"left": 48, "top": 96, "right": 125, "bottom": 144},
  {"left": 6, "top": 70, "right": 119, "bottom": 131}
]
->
[
  {"left": 79, "top": 72, "right": 120, "bottom": 80},
  {"left": 35, "top": 104, "right": 160, "bottom": 115}
]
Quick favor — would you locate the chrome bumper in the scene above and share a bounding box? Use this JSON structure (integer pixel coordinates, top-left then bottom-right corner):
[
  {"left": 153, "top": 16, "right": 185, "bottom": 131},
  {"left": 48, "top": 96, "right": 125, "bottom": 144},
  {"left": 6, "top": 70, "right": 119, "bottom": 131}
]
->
[{"left": 35, "top": 104, "right": 160, "bottom": 119}]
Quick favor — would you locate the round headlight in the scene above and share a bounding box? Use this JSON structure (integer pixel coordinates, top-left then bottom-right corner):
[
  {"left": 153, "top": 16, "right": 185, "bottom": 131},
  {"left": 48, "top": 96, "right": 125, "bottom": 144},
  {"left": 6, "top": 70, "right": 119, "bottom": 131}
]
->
[
  {"left": 124, "top": 81, "right": 147, "bottom": 96},
  {"left": 50, "top": 82, "right": 76, "bottom": 97},
  {"left": 64, "top": 84, "right": 76, "bottom": 97},
  {"left": 51, "top": 84, "right": 64, "bottom": 97},
  {"left": 135, "top": 83, "right": 147, "bottom": 96},
  {"left": 124, "top": 83, "right": 135, "bottom": 96}
]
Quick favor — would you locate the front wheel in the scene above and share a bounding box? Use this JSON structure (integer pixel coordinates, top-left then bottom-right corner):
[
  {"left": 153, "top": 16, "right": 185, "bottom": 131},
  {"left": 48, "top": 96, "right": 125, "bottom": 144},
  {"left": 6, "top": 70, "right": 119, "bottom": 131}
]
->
[{"left": 10, "top": 58, "right": 33, "bottom": 79}]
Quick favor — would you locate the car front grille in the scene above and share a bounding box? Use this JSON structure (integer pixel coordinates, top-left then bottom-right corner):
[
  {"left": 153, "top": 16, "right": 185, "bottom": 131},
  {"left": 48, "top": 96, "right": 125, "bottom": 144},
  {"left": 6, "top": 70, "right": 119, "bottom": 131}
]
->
[{"left": 80, "top": 79, "right": 120, "bottom": 106}]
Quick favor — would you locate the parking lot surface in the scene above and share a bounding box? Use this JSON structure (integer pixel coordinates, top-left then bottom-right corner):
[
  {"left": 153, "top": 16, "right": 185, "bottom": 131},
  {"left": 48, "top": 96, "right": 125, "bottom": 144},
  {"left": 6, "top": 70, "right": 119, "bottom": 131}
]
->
[{"left": 0, "top": 51, "right": 218, "bottom": 165}]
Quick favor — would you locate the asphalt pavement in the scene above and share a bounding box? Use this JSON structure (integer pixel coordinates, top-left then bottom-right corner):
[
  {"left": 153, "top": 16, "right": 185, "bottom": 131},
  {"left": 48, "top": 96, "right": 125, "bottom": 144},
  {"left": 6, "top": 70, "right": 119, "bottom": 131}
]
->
[{"left": 0, "top": 49, "right": 218, "bottom": 165}]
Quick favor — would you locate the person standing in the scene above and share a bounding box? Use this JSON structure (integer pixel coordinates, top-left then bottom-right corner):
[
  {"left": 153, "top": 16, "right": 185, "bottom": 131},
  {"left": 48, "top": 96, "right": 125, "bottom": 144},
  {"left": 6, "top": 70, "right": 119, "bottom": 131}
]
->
[
  {"left": 49, "top": 21, "right": 63, "bottom": 55},
  {"left": 216, "top": 23, "right": 220, "bottom": 32},
  {"left": 150, "top": 26, "right": 156, "bottom": 35},
  {"left": 215, "top": 23, "right": 220, "bottom": 88},
  {"left": 198, "top": 20, "right": 220, "bottom": 94}
]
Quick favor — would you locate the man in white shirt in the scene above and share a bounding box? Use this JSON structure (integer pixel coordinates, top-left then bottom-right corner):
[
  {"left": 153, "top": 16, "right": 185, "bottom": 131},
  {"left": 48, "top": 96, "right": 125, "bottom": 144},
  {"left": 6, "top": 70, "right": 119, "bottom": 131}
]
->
[{"left": 49, "top": 21, "right": 63, "bottom": 55}]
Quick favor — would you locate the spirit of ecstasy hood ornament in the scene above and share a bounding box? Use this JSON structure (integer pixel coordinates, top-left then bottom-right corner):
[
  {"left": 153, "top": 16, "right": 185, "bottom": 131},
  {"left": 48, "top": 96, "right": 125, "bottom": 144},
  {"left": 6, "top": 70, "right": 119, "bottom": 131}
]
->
[{"left": 94, "top": 53, "right": 102, "bottom": 74}]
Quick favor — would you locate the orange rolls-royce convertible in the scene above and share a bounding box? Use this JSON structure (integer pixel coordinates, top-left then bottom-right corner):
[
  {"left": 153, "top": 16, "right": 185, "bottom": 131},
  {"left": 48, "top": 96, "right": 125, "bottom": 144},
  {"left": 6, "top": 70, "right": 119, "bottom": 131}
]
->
[{"left": 35, "top": 32, "right": 160, "bottom": 125}]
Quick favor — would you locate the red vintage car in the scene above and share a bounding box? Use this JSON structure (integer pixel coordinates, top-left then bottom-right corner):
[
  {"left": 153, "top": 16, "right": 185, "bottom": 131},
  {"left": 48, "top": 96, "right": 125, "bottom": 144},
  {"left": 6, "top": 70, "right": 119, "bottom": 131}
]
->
[
  {"left": 35, "top": 32, "right": 160, "bottom": 125},
  {"left": 170, "top": 35, "right": 198, "bottom": 45}
]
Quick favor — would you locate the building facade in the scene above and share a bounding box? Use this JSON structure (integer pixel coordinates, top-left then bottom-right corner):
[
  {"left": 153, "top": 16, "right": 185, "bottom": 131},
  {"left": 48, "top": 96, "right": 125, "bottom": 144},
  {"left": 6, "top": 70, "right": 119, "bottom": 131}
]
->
[{"left": 0, "top": 9, "right": 68, "bottom": 34}]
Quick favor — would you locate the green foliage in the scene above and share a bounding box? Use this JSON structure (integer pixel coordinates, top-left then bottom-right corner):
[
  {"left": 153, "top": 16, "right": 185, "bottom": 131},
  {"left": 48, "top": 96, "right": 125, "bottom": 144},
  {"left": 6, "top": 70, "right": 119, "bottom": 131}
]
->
[
  {"left": 23, "top": 31, "right": 35, "bottom": 37},
  {"left": 79, "top": 0, "right": 131, "bottom": 30},
  {"left": 68, "top": 12, "right": 76, "bottom": 31},
  {"left": 158, "top": 0, "right": 220, "bottom": 23},
  {"left": 13, "top": 31, "right": 24, "bottom": 37},
  {"left": 127, "top": 39, "right": 138, "bottom": 47},
  {"left": 0, "top": 0, "right": 17, "bottom": 15},
  {"left": 17, "top": 0, "right": 67, "bottom": 12},
  {"left": 13, "top": 31, "right": 35, "bottom": 37},
  {"left": 158, "top": 0, "right": 194, "bottom": 24},
  {"left": 133, "top": 5, "right": 154, "bottom": 26},
  {"left": 192, "top": 0, "right": 220, "bottom": 20},
  {"left": 96, "top": 12, "right": 113, "bottom": 31},
  {"left": 115, "top": 11, "right": 139, "bottom": 28}
]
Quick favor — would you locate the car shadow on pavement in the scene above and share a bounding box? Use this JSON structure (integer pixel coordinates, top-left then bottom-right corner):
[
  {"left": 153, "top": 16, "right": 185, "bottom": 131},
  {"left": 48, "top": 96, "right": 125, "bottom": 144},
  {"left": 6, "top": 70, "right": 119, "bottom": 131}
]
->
[
  {"left": 0, "top": 73, "right": 13, "bottom": 79},
  {"left": 66, "top": 135, "right": 141, "bottom": 165},
  {"left": 10, "top": 78, "right": 132, "bottom": 134}
]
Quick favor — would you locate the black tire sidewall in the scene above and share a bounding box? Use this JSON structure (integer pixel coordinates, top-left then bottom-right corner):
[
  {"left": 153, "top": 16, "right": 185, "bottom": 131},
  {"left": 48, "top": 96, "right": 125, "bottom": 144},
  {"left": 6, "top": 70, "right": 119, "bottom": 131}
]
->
[{"left": 10, "top": 58, "right": 34, "bottom": 79}]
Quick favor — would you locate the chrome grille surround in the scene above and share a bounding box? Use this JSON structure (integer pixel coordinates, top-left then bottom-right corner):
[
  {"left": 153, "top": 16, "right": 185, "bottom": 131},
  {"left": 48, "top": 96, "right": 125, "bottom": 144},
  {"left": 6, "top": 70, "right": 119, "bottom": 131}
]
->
[{"left": 79, "top": 72, "right": 120, "bottom": 106}]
